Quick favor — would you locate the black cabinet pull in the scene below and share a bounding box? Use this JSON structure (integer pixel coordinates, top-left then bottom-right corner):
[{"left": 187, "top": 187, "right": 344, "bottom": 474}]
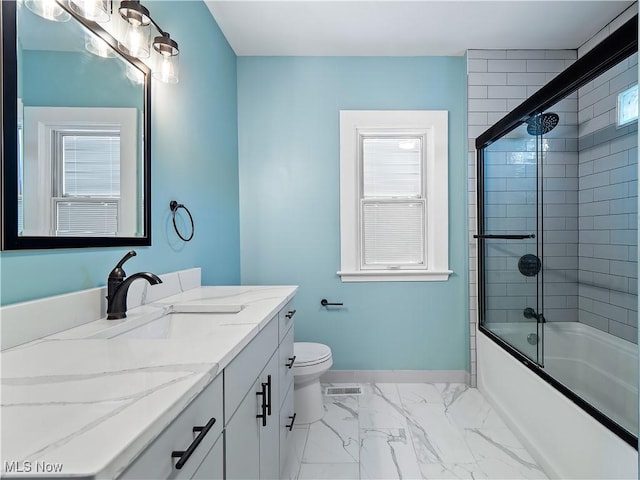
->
[
  {"left": 256, "top": 383, "right": 267, "bottom": 426},
  {"left": 285, "top": 309, "right": 296, "bottom": 319},
  {"left": 171, "top": 417, "right": 216, "bottom": 470},
  {"left": 286, "top": 413, "right": 297, "bottom": 431},
  {"left": 266, "top": 375, "right": 272, "bottom": 416},
  {"left": 286, "top": 355, "right": 296, "bottom": 369}
]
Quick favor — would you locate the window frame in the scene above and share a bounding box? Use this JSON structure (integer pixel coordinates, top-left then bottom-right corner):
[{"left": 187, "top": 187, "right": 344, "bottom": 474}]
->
[
  {"left": 338, "top": 110, "right": 451, "bottom": 282},
  {"left": 22, "top": 106, "right": 137, "bottom": 237}
]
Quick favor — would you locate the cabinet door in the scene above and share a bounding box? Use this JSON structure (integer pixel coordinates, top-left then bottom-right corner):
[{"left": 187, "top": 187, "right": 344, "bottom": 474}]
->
[
  {"left": 259, "top": 352, "right": 280, "bottom": 480},
  {"left": 226, "top": 382, "right": 260, "bottom": 480},
  {"left": 191, "top": 434, "right": 224, "bottom": 480}
]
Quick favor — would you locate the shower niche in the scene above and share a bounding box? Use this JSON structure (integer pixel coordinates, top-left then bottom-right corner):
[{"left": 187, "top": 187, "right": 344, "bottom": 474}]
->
[{"left": 476, "top": 16, "right": 638, "bottom": 445}]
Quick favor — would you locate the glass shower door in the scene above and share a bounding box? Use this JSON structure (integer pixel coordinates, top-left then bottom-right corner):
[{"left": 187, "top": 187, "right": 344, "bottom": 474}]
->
[{"left": 479, "top": 125, "right": 542, "bottom": 363}]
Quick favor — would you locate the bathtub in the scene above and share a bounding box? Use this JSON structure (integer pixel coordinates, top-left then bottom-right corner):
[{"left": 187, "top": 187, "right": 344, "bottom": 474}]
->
[{"left": 478, "top": 322, "right": 638, "bottom": 479}]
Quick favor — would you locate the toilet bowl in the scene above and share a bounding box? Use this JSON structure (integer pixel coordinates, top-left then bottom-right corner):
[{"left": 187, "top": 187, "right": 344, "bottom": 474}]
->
[{"left": 293, "top": 342, "right": 333, "bottom": 424}]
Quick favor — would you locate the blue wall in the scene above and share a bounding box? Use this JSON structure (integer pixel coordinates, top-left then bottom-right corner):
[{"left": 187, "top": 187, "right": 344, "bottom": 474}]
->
[
  {"left": 1, "top": 1, "right": 240, "bottom": 305},
  {"left": 238, "top": 57, "right": 469, "bottom": 371},
  {"left": 22, "top": 50, "right": 142, "bottom": 108}
]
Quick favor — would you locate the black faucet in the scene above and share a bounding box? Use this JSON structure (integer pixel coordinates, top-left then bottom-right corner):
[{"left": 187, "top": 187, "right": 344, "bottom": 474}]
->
[{"left": 107, "top": 250, "right": 162, "bottom": 320}]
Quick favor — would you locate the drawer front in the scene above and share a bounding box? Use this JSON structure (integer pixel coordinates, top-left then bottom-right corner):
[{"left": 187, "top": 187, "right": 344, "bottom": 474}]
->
[
  {"left": 119, "top": 375, "right": 223, "bottom": 480},
  {"left": 278, "top": 325, "right": 295, "bottom": 409},
  {"left": 278, "top": 300, "right": 296, "bottom": 342},
  {"left": 225, "top": 317, "right": 278, "bottom": 425},
  {"left": 279, "top": 383, "right": 296, "bottom": 478}
]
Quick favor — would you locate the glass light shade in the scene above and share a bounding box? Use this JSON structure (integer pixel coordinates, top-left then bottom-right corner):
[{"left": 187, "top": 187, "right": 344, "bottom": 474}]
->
[
  {"left": 68, "top": 0, "right": 110, "bottom": 22},
  {"left": 120, "top": 21, "right": 150, "bottom": 58},
  {"left": 117, "top": 0, "right": 151, "bottom": 58},
  {"left": 152, "top": 34, "right": 179, "bottom": 84},
  {"left": 85, "top": 33, "right": 117, "bottom": 58},
  {"left": 152, "top": 50, "right": 179, "bottom": 84},
  {"left": 24, "top": 0, "right": 70, "bottom": 22}
]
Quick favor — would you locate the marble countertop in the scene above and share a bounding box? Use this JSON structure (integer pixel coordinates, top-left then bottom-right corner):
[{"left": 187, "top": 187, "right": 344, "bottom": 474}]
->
[{"left": 1, "top": 285, "right": 297, "bottom": 479}]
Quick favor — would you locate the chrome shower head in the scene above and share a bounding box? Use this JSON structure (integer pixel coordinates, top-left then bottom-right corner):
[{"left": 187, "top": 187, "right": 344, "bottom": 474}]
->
[{"left": 526, "top": 112, "right": 559, "bottom": 135}]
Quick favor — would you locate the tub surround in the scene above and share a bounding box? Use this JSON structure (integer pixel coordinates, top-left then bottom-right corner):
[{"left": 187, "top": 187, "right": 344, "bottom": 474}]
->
[{"left": 1, "top": 278, "right": 297, "bottom": 478}]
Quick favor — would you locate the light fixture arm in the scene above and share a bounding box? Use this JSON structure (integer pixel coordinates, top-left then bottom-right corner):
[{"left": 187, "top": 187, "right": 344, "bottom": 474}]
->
[{"left": 147, "top": 16, "right": 168, "bottom": 38}]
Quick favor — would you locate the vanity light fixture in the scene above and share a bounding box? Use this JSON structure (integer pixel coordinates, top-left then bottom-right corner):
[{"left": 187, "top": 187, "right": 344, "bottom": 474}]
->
[
  {"left": 118, "top": 0, "right": 151, "bottom": 58},
  {"left": 68, "top": 0, "right": 110, "bottom": 23},
  {"left": 24, "top": 0, "right": 70, "bottom": 22},
  {"left": 24, "top": 0, "right": 179, "bottom": 83},
  {"left": 119, "top": 0, "right": 180, "bottom": 83}
]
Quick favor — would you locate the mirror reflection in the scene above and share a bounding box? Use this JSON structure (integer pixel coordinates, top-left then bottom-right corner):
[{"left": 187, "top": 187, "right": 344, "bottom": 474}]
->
[{"left": 16, "top": 2, "right": 146, "bottom": 238}]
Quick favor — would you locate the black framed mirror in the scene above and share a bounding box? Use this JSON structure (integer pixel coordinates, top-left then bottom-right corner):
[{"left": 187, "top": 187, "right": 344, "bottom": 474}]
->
[{"left": 1, "top": 1, "right": 151, "bottom": 250}]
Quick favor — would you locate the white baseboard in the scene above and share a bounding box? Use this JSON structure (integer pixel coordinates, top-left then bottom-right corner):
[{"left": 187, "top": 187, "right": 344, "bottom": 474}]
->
[{"left": 320, "top": 369, "right": 469, "bottom": 384}]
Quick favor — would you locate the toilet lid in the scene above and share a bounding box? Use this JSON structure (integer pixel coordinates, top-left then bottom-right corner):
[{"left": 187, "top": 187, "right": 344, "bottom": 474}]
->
[{"left": 294, "top": 342, "right": 332, "bottom": 366}]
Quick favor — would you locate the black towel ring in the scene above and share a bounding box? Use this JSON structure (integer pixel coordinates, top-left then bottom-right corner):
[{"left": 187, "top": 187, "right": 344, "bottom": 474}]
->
[{"left": 170, "top": 200, "right": 194, "bottom": 242}]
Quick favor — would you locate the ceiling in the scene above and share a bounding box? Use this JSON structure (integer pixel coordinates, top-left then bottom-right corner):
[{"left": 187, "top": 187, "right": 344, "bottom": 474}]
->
[{"left": 205, "top": 1, "right": 634, "bottom": 56}]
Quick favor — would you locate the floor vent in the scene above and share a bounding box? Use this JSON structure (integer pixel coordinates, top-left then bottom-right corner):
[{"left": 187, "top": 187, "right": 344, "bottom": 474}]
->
[{"left": 325, "top": 386, "right": 363, "bottom": 396}]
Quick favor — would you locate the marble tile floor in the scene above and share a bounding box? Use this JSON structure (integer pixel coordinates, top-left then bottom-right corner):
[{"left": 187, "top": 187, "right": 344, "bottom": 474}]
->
[{"left": 288, "top": 383, "right": 548, "bottom": 480}]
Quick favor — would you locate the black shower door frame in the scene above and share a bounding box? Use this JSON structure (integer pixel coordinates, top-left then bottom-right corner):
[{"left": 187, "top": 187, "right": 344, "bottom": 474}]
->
[{"left": 475, "top": 15, "right": 638, "bottom": 448}]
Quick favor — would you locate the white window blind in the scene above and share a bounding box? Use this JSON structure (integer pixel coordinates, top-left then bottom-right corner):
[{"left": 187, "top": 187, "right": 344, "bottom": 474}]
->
[
  {"left": 361, "top": 137, "right": 425, "bottom": 268},
  {"left": 362, "top": 201, "right": 425, "bottom": 266},
  {"left": 62, "top": 134, "right": 120, "bottom": 197},
  {"left": 55, "top": 200, "right": 118, "bottom": 236}
]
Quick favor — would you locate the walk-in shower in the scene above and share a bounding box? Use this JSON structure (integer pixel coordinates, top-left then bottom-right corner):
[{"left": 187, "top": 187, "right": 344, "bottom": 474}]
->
[{"left": 476, "top": 15, "right": 638, "bottom": 451}]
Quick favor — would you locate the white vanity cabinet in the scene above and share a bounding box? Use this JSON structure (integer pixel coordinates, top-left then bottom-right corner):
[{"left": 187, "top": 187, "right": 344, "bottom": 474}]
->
[{"left": 120, "top": 298, "right": 297, "bottom": 480}]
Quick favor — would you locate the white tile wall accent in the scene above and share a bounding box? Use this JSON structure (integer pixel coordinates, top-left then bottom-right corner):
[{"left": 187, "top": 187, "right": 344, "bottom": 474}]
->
[
  {"left": 577, "top": 52, "right": 638, "bottom": 344},
  {"left": 467, "top": 49, "right": 576, "bottom": 387}
]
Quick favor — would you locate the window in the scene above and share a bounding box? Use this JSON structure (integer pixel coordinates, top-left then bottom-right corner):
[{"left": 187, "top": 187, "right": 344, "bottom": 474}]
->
[
  {"left": 338, "top": 110, "right": 451, "bottom": 282},
  {"left": 52, "top": 130, "right": 121, "bottom": 236},
  {"left": 617, "top": 84, "right": 638, "bottom": 127},
  {"left": 17, "top": 99, "right": 24, "bottom": 235}
]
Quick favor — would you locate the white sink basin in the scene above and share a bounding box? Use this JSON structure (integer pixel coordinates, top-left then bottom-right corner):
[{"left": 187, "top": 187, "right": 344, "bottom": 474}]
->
[
  {"left": 87, "top": 304, "right": 245, "bottom": 340},
  {"left": 109, "top": 315, "right": 173, "bottom": 339}
]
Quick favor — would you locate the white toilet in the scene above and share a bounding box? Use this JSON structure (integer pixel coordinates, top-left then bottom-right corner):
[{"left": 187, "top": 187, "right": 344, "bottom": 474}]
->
[{"left": 293, "top": 342, "right": 333, "bottom": 424}]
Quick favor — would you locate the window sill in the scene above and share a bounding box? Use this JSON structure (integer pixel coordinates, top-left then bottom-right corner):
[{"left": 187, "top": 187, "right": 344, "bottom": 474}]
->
[{"left": 337, "top": 270, "right": 453, "bottom": 282}]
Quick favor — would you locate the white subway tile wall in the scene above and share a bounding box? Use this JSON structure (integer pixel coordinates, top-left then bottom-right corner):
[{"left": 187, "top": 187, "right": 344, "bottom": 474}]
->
[
  {"left": 467, "top": 49, "right": 577, "bottom": 386},
  {"left": 577, "top": 52, "right": 638, "bottom": 343}
]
